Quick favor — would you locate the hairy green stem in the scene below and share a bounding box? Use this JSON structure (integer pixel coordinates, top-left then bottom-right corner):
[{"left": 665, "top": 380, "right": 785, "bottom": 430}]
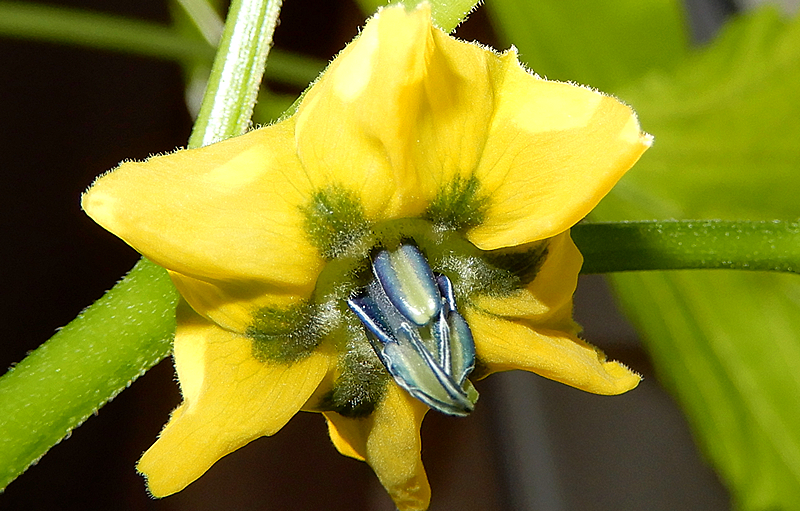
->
[
  {"left": 574, "top": 220, "right": 800, "bottom": 275},
  {"left": 0, "top": 0, "right": 283, "bottom": 491},
  {"left": 0, "top": 260, "right": 176, "bottom": 490},
  {"left": 189, "top": 0, "right": 283, "bottom": 146}
]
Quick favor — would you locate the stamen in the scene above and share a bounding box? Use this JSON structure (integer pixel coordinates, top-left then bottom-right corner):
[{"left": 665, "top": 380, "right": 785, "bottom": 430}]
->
[
  {"left": 347, "top": 244, "right": 479, "bottom": 416},
  {"left": 372, "top": 245, "right": 441, "bottom": 326}
]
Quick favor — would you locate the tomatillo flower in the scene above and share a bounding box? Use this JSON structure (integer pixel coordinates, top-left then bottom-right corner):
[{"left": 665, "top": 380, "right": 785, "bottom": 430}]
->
[{"left": 82, "top": 3, "right": 650, "bottom": 510}]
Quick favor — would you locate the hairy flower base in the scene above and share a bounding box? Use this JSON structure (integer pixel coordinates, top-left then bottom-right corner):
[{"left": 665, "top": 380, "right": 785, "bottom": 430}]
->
[
  {"left": 83, "top": 3, "right": 650, "bottom": 510},
  {"left": 247, "top": 212, "right": 553, "bottom": 419}
]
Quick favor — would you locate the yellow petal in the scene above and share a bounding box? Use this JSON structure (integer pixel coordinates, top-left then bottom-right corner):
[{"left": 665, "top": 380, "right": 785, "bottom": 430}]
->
[
  {"left": 82, "top": 119, "right": 324, "bottom": 294},
  {"left": 323, "top": 385, "right": 430, "bottom": 511},
  {"left": 467, "top": 308, "right": 640, "bottom": 395},
  {"left": 325, "top": 416, "right": 366, "bottom": 461},
  {"left": 294, "top": 4, "right": 435, "bottom": 219},
  {"left": 468, "top": 50, "right": 652, "bottom": 249},
  {"left": 306, "top": 4, "right": 649, "bottom": 247},
  {"left": 168, "top": 271, "right": 305, "bottom": 335},
  {"left": 409, "top": 20, "right": 497, "bottom": 207},
  {"left": 138, "top": 302, "right": 332, "bottom": 497},
  {"left": 472, "top": 231, "right": 582, "bottom": 321}
]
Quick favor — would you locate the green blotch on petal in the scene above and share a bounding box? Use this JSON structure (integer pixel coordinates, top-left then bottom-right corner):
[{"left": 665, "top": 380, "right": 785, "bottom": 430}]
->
[
  {"left": 319, "top": 331, "right": 389, "bottom": 418},
  {"left": 314, "top": 256, "right": 372, "bottom": 306},
  {"left": 301, "top": 186, "right": 372, "bottom": 259},
  {"left": 425, "top": 175, "right": 488, "bottom": 232},
  {"left": 484, "top": 242, "right": 549, "bottom": 287},
  {"left": 248, "top": 302, "right": 323, "bottom": 362},
  {"left": 436, "top": 253, "right": 520, "bottom": 300}
]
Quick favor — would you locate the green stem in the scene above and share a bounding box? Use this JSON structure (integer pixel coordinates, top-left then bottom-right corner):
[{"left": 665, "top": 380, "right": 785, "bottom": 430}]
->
[
  {"left": 189, "top": 0, "right": 283, "bottom": 146},
  {"left": 0, "top": 0, "right": 283, "bottom": 491},
  {"left": 0, "top": 260, "right": 176, "bottom": 490},
  {"left": 574, "top": 220, "right": 800, "bottom": 275}
]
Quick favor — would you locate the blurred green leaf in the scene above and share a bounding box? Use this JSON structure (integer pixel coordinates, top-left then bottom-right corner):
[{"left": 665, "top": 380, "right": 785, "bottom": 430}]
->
[
  {"left": 608, "top": 8, "right": 800, "bottom": 220},
  {"left": 606, "top": 270, "right": 800, "bottom": 509},
  {"left": 590, "top": 8, "right": 800, "bottom": 510},
  {"left": 486, "top": 0, "right": 689, "bottom": 92},
  {"left": 0, "top": 1, "right": 323, "bottom": 89},
  {"left": 0, "top": 0, "right": 214, "bottom": 61}
]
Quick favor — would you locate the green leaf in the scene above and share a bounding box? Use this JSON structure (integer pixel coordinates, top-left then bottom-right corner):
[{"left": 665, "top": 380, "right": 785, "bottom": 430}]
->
[
  {"left": 0, "top": 0, "right": 214, "bottom": 61},
  {"left": 486, "top": 0, "right": 689, "bottom": 92},
  {"left": 608, "top": 270, "right": 800, "bottom": 509},
  {"left": 607, "top": 8, "right": 800, "bottom": 220},
  {"left": 591, "top": 8, "right": 800, "bottom": 510}
]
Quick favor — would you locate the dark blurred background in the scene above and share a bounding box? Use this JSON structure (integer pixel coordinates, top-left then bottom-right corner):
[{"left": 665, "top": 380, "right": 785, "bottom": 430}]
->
[{"left": 0, "top": 0, "right": 740, "bottom": 509}]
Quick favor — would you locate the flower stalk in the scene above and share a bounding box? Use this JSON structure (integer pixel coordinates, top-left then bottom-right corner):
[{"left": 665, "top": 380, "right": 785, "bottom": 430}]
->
[
  {"left": 574, "top": 220, "right": 800, "bottom": 275},
  {"left": 189, "top": 0, "right": 282, "bottom": 146},
  {"left": 0, "top": 0, "right": 283, "bottom": 490},
  {"left": 0, "top": 259, "right": 177, "bottom": 489}
]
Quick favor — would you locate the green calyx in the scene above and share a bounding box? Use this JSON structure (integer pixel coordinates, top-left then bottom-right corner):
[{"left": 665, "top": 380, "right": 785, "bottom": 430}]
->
[
  {"left": 301, "top": 175, "right": 490, "bottom": 262},
  {"left": 301, "top": 186, "right": 372, "bottom": 260},
  {"left": 247, "top": 302, "right": 325, "bottom": 362}
]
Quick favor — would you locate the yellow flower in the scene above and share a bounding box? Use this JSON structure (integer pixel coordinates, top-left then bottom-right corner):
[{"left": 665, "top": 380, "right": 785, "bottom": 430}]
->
[{"left": 82, "top": 4, "right": 650, "bottom": 510}]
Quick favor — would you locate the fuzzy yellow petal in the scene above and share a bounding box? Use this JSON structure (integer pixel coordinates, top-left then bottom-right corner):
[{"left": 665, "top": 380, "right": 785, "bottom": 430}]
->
[
  {"left": 294, "top": 4, "right": 435, "bottom": 219},
  {"left": 137, "top": 302, "right": 332, "bottom": 497},
  {"left": 472, "top": 231, "right": 582, "bottom": 321},
  {"left": 409, "top": 23, "right": 497, "bottom": 203},
  {"left": 323, "top": 385, "right": 430, "bottom": 511},
  {"left": 82, "top": 120, "right": 324, "bottom": 293},
  {"left": 82, "top": 4, "right": 647, "bottom": 506},
  {"left": 467, "top": 50, "right": 652, "bottom": 249},
  {"left": 168, "top": 271, "right": 307, "bottom": 335},
  {"left": 468, "top": 308, "right": 640, "bottom": 395},
  {"left": 325, "top": 417, "right": 366, "bottom": 461}
]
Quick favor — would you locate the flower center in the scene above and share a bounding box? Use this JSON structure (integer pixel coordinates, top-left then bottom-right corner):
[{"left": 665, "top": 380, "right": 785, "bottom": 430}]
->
[
  {"left": 347, "top": 243, "right": 479, "bottom": 417},
  {"left": 252, "top": 190, "right": 552, "bottom": 418}
]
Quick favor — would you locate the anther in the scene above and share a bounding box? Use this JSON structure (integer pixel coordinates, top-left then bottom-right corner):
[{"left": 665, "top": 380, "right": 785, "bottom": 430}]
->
[{"left": 347, "top": 244, "right": 478, "bottom": 416}]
